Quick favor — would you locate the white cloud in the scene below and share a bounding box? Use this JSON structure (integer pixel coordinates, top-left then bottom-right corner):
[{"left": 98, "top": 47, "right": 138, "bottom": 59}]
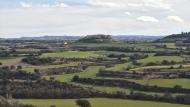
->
[
  {"left": 87, "top": 0, "right": 126, "bottom": 8},
  {"left": 20, "top": 2, "right": 31, "bottom": 8},
  {"left": 128, "top": 3, "right": 142, "bottom": 7},
  {"left": 137, "top": 16, "right": 159, "bottom": 22},
  {"left": 103, "top": 0, "right": 172, "bottom": 10},
  {"left": 57, "top": 3, "right": 68, "bottom": 7},
  {"left": 167, "top": 16, "right": 184, "bottom": 23},
  {"left": 143, "top": 0, "right": 171, "bottom": 10},
  {"left": 124, "top": 12, "right": 132, "bottom": 15},
  {"left": 20, "top": 2, "right": 68, "bottom": 8},
  {"left": 37, "top": 4, "right": 51, "bottom": 8}
]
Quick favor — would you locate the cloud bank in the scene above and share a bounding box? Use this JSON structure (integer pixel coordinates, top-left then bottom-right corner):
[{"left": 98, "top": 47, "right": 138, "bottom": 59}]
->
[{"left": 0, "top": 0, "right": 190, "bottom": 38}]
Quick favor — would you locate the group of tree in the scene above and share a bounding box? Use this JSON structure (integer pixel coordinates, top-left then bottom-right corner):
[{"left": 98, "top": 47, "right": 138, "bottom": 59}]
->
[
  {"left": 129, "top": 53, "right": 148, "bottom": 60},
  {"left": 125, "top": 91, "right": 190, "bottom": 105},
  {"left": 40, "top": 66, "right": 84, "bottom": 75},
  {"left": 145, "top": 60, "right": 178, "bottom": 66},
  {"left": 107, "top": 53, "right": 127, "bottom": 60},
  {"left": 1, "top": 76, "right": 190, "bottom": 105},
  {"left": 0, "top": 68, "right": 40, "bottom": 80},
  {"left": 72, "top": 76, "right": 190, "bottom": 94},
  {"left": 22, "top": 56, "right": 55, "bottom": 65},
  {"left": 0, "top": 51, "right": 11, "bottom": 57},
  {"left": 0, "top": 97, "right": 36, "bottom": 107},
  {"left": 97, "top": 70, "right": 141, "bottom": 79},
  {"left": 0, "top": 79, "right": 103, "bottom": 99}
]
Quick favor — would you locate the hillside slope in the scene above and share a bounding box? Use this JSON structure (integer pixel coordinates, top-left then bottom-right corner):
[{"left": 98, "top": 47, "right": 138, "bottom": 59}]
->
[
  {"left": 77, "top": 34, "right": 114, "bottom": 43},
  {"left": 157, "top": 32, "right": 190, "bottom": 42}
]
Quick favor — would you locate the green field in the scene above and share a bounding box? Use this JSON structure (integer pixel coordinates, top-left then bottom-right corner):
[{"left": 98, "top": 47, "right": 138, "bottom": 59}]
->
[
  {"left": 73, "top": 83, "right": 131, "bottom": 93},
  {"left": 129, "top": 78, "right": 190, "bottom": 89},
  {"left": 0, "top": 57, "right": 23, "bottom": 65},
  {"left": 139, "top": 55, "right": 183, "bottom": 65},
  {"left": 19, "top": 98, "right": 190, "bottom": 107},
  {"left": 41, "top": 51, "right": 99, "bottom": 58},
  {"left": 45, "top": 66, "right": 102, "bottom": 82},
  {"left": 164, "top": 43, "right": 176, "bottom": 49},
  {"left": 163, "top": 43, "right": 186, "bottom": 50},
  {"left": 131, "top": 64, "right": 190, "bottom": 71},
  {"left": 106, "top": 62, "right": 131, "bottom": 71},
  {"left": 23, "top": 62, "right": 79, "bottom": 72},
  {"left": 72, "top": 43, "right": 158, "bottom": 49},
  {"left": 106, "top": 54, "right": 183, "bottom": 71}
]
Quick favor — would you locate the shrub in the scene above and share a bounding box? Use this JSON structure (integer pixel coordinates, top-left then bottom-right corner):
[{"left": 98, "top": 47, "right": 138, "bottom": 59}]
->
[{"left": 76, "top": 99, "right": 91, "bottom": 107}]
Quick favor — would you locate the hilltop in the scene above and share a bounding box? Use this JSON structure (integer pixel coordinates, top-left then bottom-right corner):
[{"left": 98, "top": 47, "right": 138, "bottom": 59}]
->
[
  {"left": 77, "top": 34, "right": 114, "bottom": 43},
  {"left": 157, "top": 32, "right": 190, "bottom": 43}
]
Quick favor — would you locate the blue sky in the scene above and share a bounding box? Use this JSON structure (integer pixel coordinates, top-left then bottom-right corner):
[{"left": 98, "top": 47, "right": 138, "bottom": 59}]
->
[{"left": 0, "top": 0, "right": 190, "bottom": 38}]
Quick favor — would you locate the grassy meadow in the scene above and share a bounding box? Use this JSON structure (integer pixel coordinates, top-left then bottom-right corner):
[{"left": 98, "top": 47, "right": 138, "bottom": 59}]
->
[
  {"left": 129, "top": 78, "right": 190, "bottom": 89},
  {"left": 19, "top": 98, "right": 190, "bottom": 107},
  {"left": 0, "top": 57, "right": 23, "bottom": 65},
  {"left": 139, "top": 54, "right": 183, "bottom": 65},
  {"left": 45, "top": 66, "right": 102, "bottom": 82},
  {"left": 23, "top": 62, "right": 79, "bottom": 72}
]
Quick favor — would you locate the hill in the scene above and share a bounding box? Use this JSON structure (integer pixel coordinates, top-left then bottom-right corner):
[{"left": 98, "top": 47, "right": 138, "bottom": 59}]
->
[
  {"left": 113, "top": 35, "right": 163, "bottom": 42},
  {"left": 157, "top": 32, "right": 190, "bottom": 43},
  {"left": 77, "top": 34, "right": 114, "bottom": 43}
]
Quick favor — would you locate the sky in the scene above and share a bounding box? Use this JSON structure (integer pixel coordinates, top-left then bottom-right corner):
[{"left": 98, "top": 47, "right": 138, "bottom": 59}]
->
[{"left": 0, "top": 0, "right": 190, "bottom": 38}]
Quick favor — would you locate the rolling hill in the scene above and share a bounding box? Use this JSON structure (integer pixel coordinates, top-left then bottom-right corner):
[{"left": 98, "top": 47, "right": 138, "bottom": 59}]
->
[
  {"left": 157, "top": 32, "right": 190, "bottom": 43},
  {"left": 77, "top": 34, "right": 114, "bottom": 43}
]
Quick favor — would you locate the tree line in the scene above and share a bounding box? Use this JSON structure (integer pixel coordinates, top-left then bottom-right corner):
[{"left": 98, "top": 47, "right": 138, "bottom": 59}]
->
[{"left": 72, "top": 76, "right": 190, "bottom": 94}]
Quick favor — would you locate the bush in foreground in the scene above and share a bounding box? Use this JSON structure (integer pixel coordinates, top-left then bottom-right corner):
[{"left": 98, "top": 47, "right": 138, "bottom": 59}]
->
[{"left": 76, "top": 99, "right": 91, "bottom": 107}]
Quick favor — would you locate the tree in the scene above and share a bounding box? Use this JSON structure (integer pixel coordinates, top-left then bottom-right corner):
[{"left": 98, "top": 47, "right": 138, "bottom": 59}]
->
[
  {"left": 49, "top": 77, "right": 55, "bottom": 81},
  {"left": 2, "top": 78, "right": 12, "bottom": 99},
  {"left": 17, "top": 65, "right": 22, "bottom": 70},
  {"left": 34, "top": 69, "right": 40, "bottom": 75},
  {"left": 76, "top": 99, "right": 91, "bottom": 107},
  {"left": 10, "top": 65, "right": 15, "bottom": 70},
  {"left": 170, "top": 66, "right": 174, "bottom": 69},
  {"left": 126, "top": 65, "right": 132, "bottom": 70},
  {"left": 179, "top": 65, "right": 183, "bottom": 69},
  {"left": 132, "top": 60, "right": 141, "bottom": 66},
  {"left": 73, "top": 75, "right": 79, "bottom": 81},
  {"left": 174, "top": 85, "right": 182, "bottom": 90}
]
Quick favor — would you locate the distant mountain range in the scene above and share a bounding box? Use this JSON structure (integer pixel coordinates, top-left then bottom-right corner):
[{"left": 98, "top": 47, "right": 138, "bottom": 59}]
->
[
  {"left": 9, "top": 36, "right": 82, "bottom": 41},
  {"left": 1, "top": 35, "right": 164, "bottom": 42}
]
